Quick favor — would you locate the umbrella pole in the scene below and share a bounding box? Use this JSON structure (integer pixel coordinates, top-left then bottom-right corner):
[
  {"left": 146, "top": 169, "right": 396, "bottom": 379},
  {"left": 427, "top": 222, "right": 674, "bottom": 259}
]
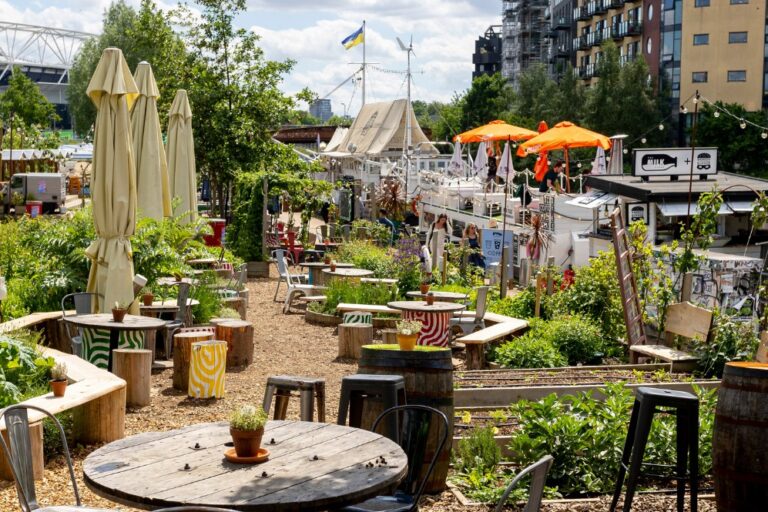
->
[
  {"left": 564, "top": 148, "right": 571, "bottom": 193},
  {"left": 500, "top": 136, "right": 511, "bottom": 298}
]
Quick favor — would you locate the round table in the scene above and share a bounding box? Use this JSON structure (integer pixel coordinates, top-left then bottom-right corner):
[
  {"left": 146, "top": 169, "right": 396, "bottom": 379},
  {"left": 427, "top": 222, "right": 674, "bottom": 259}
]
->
[
  {"left": 300, "top": 262, "right": 354, "bottom": 285},
  {"left": 405, "top": 290, "right": 469, "bottom": 303},
  {"left": 157, "top": 277, "right": 200, "bottom": 287},
  {"left": 322, "top": 268, "right": 374, "bottom": 284},
  {"left": 186, "top": 257, "right": 218, "bottom": 268},
  {"left": 83, "top": 420, "right": 407, "bottom": 511},
  {"left": 387, "top": 301, "right": 466, "bottom": 347},
  {"left": 62, "top": 314, "right": 167, "bottom": 372}
]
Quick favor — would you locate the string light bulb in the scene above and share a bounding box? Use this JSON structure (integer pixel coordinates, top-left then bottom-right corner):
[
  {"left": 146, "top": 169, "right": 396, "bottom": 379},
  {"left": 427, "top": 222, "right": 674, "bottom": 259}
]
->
[
  {"left": 658, "top": 123, "right": 664, "bottom": 131},
  {"left": 623, "top": 148, "right": 628, "bottom": 154},
  {"left": 740, "top": 119, "right": 747, "bottom": 129},
  {"left": 641, "top": 137, "right": 647, "bottom": 144},
  {"left": 692, "top": 97, "right": 699, "bottom": 105},
  {"left": 714, "top": 111, "right": 720, "bottom": 118},
  {"left": 762, "top": 131, "right": 768, "bottom": 139},
  {"left": 577, "top": 162, "right": 582, "bottom": 168},
  {"left": 680, "top": 106, "right": 688, "bottom": 114}
]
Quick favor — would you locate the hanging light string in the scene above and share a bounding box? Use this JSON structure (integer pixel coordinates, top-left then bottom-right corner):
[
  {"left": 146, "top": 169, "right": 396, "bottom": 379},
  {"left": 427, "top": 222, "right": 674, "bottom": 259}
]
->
[{"left": 682, "top": 94, "right": 768, "bottom": 138}]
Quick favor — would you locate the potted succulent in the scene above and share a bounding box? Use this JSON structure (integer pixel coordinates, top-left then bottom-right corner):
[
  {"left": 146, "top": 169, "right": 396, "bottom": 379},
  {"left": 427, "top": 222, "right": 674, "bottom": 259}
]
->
[
  {"left": 112, "top": 301, "right": 128, "bottom": 323},
  {"left": 50, "top": 361, "right": 68, "bottom": 397},
  {"left": 230, "top": 405, "right": 268, "bottom": 457},
  {"left": 425, "top": 292, "right": 435, "bottom": 306},
  {"left": 396, "top": 320, "right": 422, "bottom": 351},
  {"left": 141, "top": 288, "right": 155, "bottom": 306}
]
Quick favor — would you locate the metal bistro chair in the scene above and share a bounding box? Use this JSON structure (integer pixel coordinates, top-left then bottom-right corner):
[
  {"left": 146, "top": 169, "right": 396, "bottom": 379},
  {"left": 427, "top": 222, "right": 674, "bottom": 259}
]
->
[
  {"left": 340, "top": 404, "right": 449, "bottom": 512},
  {"left": 449, "top": 286, "right": 490, "bottom": 336},
  {"left": 494, "top": 455, "right": 554, "bottom": 512},
  {"left": 61, "top": 292, "right": 103, "bottom": 358},
  {"left": 163, "top": 281, "right": 192, "bottom": 360},
  {"left": 0, "top": 404, "right": 114, "bottom": 512},
  {"left": 271, "top": 249, "right": 308, "bottom": 302},
  {"left": 218, "top": 263, "right": 247, "bottom": 299},
  {"left": 282, "top": 262, "right": 324, "bottom": 314}
]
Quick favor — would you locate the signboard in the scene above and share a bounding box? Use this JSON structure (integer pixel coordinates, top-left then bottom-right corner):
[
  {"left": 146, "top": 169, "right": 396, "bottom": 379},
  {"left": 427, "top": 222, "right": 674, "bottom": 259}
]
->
[
  {"left": 481, "top": 229, "right": 515, "bottom": 267},
  {"left": 633, "top": 147, "right": 718, "bottom": 178},
  {"left": 626, "top": 202, "right": 649, "bottom": 225}
]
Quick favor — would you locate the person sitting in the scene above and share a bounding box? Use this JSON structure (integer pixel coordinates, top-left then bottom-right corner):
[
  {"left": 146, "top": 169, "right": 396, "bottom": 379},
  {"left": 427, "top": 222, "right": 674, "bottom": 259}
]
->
[
  {"left": 539, "top": 160, "right": 563, "bottom": 194},
  {"left": 377, "top": 208, "right": 396, "bottom": 242}
]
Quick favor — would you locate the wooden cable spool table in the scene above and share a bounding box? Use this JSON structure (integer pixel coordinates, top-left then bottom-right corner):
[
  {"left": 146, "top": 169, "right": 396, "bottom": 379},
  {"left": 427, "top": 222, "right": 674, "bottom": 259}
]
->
[
  {"left": 321, "top": 268, "right": 374, "bottom": 284},
  {"left": 387, "top": 301, "right": 466, "bottom": 347},
  {"left": 62, "top": 314, "right": 167, "bottom": 372},
  {"left": 299, "top": 262, "right": 353, "bottom": 285},
  {"left": 83, "top": 420, "right": 407, "bottom": 511},
  {"left": 405, "top": 290, "right": 469, "bottom": 303}
]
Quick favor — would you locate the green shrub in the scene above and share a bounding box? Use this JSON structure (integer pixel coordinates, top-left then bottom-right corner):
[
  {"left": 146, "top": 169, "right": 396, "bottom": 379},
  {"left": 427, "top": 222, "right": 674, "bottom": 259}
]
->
[
  {"left": 319, "top": 279, "right": 396, "bottom": 315},
  {"left": 693, "top": 312, "right": 759, "bottom": 378},
  {"left": 334, "top": 240, "right": 395, "bottom": 277},
  {"left": 537, "top": 315, "right": 605, "bottom": 365},
  {"left": 488, "top": 288, "right": 536, "bottom": 319},
  {"left": 508, "top": 383, "right": 717, "bottom": 496},
  {"left": 0, "top": 330, "right": 54, "bottom": 407},
  {"left": 492, "top": 333, "right": 567, "bottom": 369},
  {"left": 455, "top": 426, "right": 501, "bottom": 474}
]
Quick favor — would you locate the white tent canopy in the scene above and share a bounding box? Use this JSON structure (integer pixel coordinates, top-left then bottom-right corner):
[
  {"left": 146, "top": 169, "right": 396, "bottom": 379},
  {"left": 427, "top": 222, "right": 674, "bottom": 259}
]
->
[
  {"left": 324, "top": 99, "right": 437, "bottom": 157},
  {"left": 324, "top": 127, "right": 349, "bottom": 153}
]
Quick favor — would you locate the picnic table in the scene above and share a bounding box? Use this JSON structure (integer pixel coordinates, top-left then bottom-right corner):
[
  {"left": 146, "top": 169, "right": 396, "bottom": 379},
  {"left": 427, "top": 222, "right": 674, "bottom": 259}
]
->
[
  {"left": 300, "top": 261, "right": 354, "bottom": 285},
  {"left": 387, "top": 301, "right": 466, "bottom": 347},
  {"left": 62, "top": 314, "right": 167, "bottom": 372},
  {"left": 83, "top": 420, "right": 407, "bottom": 511},
  {"left": 405, "top": 290, "right": 468, "bottom": 303}
]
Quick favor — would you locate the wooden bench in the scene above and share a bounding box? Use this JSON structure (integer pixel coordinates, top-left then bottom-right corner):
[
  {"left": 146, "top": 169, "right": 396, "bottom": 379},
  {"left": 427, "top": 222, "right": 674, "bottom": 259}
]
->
[
  {"left": 0, "top": 347, "right": 126, "bottom": 480},
  {"left": 0, "top": 311, "right": 72, "bottom": 352},
  {"left": 336, "top": 303, "right": 401, "bottom": 316},
  {"left": 457, "top": 319, "right": 529, "bottom": 370},
  {"left": 628, "top": 345, "right": 699, "bottom": 372},
  {"left": 296, "top": 295, "right": 327, "bottom": 303}
]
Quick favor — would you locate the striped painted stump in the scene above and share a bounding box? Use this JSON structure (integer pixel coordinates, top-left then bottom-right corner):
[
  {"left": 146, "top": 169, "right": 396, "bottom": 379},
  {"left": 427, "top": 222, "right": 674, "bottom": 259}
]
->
[
  {"left": 188, "top": 340, "right": 227, "bottom": 399},
  {"left": 342, "top": 312, "right": 373, "bottom": 325},
  {"left": 401, "top": 310, "right": 452, "bottom": 347},
  {"left": 81, "top": 328, "right": 145, "bottom": 369}
]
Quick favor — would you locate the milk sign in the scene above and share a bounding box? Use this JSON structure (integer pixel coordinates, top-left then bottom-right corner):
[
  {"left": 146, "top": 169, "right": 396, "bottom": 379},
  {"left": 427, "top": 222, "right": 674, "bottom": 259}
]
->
[{"left": 633, "top": 147, "right": 718, "bottom": 179}]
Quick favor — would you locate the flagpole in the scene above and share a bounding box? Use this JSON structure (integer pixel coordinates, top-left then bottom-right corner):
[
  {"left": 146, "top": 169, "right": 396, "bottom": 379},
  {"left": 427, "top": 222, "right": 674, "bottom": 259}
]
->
[{"left": 362, "top": 20, "right": 366, "bottom": 108}]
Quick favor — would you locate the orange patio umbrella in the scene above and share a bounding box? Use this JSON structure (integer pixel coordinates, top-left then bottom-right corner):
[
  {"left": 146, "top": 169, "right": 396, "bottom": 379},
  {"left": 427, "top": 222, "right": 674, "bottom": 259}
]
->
[
  {"left": 454, "top": 119, "right": 538, "bottom": 143},
  {"left": 517, "top": 121, "right": 611, "bottom": 192}
]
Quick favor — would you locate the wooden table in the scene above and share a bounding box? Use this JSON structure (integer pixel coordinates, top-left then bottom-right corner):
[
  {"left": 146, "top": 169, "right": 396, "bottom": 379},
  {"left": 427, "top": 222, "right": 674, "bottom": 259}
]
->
[
  {"left": 405, "top": 290, "right": 469, "bottom": 303},
  {"left": 186, "top": 257, "right": 218, "bottom": 268},
  {"left": 387, "top": 301, "right": 466, "bottom": 347},
  {"left": 300, "top": 262, "right": 353, "bottom": 285},
  {"left": 157, "top": 277, "right": 200, "bottom": 287},
  {"left": 62, "top": 314, "right": 167, "bottom": 372},
  {"left": 322, "top": 268, "right": 374, "bottom": 284},
  {"left": 83, "top": 420, "right": 407, "bottom": 511}
]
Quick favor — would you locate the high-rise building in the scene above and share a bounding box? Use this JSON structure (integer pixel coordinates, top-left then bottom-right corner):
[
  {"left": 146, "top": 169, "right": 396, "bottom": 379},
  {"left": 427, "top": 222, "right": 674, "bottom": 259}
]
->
[
  {"left": 310, "top": 99, "right": 333, "bottom": 122},
  {"left": 502, "top": 0, "right": 552, "bottom": 88},
  {"left": 473, "top": 26, "right": 503, "bottom": 79},
  {"left": 548, "top": 0, "right": 578, "bottom": 78}
]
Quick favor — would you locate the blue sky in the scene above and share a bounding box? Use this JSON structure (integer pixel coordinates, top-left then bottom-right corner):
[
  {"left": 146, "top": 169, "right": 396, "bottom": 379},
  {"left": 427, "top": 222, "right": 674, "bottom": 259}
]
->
[{"left": 2, "top": 0, "right": 499, "bottom": 116}]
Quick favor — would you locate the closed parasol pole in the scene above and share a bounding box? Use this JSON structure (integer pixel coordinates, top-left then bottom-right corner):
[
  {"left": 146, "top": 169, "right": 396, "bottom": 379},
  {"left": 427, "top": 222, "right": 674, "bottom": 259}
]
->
[
  {"left": 564, "top": 147, "right": 571, "bottom": 193},
  {"left": 499, "top": 137, "right": 513, "bottom": 297}
]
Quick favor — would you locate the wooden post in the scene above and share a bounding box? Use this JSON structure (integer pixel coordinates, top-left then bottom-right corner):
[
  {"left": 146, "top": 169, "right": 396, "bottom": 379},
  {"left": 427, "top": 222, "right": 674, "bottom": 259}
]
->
[
  {"left": 534, "top": 272, "right": 545, "bottom": 318},
  {"left": 0, "top": 422, "right": 43, "bottom": 481},
  {"left": 215, "top": 320, "right": 254, "bottom": 369},
  {"left": 338, "top": 323, "right": 373, "bottom": 359},
  {"left": 681, "top": 272, "right": 693, "bottom": 302},
  {"left": 173, "top": 331, "right": 214, "bottom": 391},
  {"left": 464, "top": 342, "right": 486, "bottom": 370},
  {"left": 546, "top": 256, "right": 555, "bottom": 295},
  {"left": 113, "top": 349, "right": 152, "bottom": 407},
  {"left": 441, "top": 245, "right": 448, "bottom": 286},
  {"left": 757, "top": 331, "right": 768, "bottom": 363},
  {"left": 73, "top": 387, "right": 125, "bottom": 444}
]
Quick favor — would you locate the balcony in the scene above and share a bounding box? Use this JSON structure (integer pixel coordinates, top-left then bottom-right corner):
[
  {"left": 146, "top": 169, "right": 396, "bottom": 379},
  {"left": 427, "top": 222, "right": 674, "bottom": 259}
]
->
[
  {"left": 575, "top": 63, "right": 598, "bottom": 79},
  {"left": 619, "top": 53, "right": 638, "bottom": 65},
  {"left": 574, "top": 35, "right": 590, "bottom": 51},
  {"left": 575, "top": 6, "right": 590, "bottom": 21},
  {"left": 608, "top": 0, "right": 625, "bottom": 7},
  {"left": 612, "top": 21, "right": 642, "bottom": 39},
  {"left": 554, "top": 17, "right": 571, "bottom": 30}
]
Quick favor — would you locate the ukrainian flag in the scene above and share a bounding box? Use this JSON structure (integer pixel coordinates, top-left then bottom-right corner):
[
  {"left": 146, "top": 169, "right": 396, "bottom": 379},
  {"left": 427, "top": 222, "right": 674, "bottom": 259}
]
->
[{"left": 341, "top": 26, "right": 364, "bottom": 50}]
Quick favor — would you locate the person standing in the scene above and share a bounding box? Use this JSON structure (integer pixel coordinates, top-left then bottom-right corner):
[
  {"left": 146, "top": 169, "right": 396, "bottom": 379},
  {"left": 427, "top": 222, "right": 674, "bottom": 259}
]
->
[
  {"left": 426, "top": 213, "right": 451, "bottom": 272},
  {"left": 539, "top": 160, "right": 563, "bottom": 193},
  {"left": 462, "top": 223, "right": 485, "bottom": 269}
]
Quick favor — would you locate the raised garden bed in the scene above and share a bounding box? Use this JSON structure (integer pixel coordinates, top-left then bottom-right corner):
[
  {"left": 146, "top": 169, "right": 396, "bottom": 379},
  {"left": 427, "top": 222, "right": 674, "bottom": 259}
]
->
[{"left": 454, "top": 363, "right": 719, "bottom": 409}]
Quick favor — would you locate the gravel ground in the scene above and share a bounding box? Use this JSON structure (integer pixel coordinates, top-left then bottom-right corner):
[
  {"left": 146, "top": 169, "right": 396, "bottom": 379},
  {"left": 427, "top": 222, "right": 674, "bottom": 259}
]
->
[{"left": 0, "top": 268, "right": 714, "bottom": 511}]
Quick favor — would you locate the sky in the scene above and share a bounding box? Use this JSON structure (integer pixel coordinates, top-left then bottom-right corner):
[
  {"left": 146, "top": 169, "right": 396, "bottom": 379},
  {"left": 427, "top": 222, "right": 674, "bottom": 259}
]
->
[{"left": 2, "top": 0, "right": 500, "bottom": 116}]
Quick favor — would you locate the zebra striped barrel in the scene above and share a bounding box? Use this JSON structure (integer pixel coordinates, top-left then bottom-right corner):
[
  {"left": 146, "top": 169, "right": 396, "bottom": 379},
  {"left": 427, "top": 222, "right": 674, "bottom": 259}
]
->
[
  {"left": 342, "top": 311, "right": 373, "bottom": 325},
  {"left": 82, "top": 328, "right": 145, "bottom": 369},
  {"left": 188, "top": 340, "right": 227, "bottom": 399}
]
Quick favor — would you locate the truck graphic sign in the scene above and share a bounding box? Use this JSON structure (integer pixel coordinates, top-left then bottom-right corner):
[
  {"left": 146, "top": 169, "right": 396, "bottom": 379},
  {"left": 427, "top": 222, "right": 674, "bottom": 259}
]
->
[{"left": 633, "top": 148, "right": 718, "bottom": 178}]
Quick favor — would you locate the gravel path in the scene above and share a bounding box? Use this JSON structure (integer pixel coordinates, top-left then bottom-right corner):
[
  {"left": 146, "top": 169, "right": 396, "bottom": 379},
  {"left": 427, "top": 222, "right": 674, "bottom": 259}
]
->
[{"left": 0, "top": 269, "right": 715, "bottom": 511}]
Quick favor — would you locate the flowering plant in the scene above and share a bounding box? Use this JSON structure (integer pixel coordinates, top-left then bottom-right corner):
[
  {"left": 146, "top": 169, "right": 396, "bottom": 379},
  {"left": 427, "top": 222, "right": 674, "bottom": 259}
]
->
[{"left": 396, "top": 320, "right": 423, "bottom": 336}]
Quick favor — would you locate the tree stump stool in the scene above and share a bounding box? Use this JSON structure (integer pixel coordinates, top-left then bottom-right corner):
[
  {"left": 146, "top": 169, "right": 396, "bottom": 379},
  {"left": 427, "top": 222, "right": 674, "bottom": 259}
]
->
[
  {"left": 215, "top": 320, "right": 254, "bottom": 369},
  {"left": 113, "top": 349, "right": 152, "bottom": 407},
  {"left": 381, "top": 329, "right": 398, "bottom": 344},
  {"left": 188, "top": 340, "right": 227, "bottom": 399},
  {"left": 221, "top": 296, "right": 246, "bottom": 320},
  {"left": 0, "top": 422, "right": 43, "bottom": 481},
  {"left": 173, "top": 331, "right": 214, "bottom": 391},
  {"left": 342, "top": 311, "right": 373, "bottom": 325},
  {"left": 338, "top": 323, "right": 373, "bottom": 359}
]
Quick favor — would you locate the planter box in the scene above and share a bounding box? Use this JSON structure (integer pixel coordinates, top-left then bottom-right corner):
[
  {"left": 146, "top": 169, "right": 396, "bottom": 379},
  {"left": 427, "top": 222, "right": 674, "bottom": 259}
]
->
[
  {"left": 246, "top": 261, "right": 269, "bottom": 278},
  {"left": 305, "top": 310, "right": 341, "bottom": 326}
]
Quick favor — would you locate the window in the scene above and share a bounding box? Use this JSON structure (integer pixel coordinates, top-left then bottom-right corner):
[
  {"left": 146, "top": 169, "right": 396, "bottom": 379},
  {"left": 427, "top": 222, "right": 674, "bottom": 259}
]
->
[
  {"left": 730, "top": 0, "right": 748, "bottom": 4},
  {"left": 692, "top": 71, "right": 708, "bottom": 83},
  {"left": 729, "top": 31, "right": 748, "bottom": 43},
  {"left": 695, "top": 0, "right": 710, "bottom": 6},
  {"left": 728, "top": 70, "right": 747, "bottom": 81},
  {"left": 646, "top": 37, "right": 653, "bottom": 54},
  {"left": 693, "top": 34, "right": 709, "bottom": 45}
]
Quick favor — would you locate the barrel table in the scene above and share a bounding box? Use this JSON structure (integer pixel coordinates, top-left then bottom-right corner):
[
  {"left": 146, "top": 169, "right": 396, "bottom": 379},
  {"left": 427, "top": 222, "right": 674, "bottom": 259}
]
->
[
  {"left": 358, "top": 345, "right": 454, "bottom": 493},
  {"left": 713, "top": 362, "right": 768, "bottom": 511},
  {"left": 387, "top": 301, "right": 466, "bottom": 347}
]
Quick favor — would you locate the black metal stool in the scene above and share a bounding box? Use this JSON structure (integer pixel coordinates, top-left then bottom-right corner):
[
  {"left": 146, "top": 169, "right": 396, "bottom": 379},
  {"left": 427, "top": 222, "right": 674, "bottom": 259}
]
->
[
  {"left": 337, "top": 374, "right": 406, "bottom": 441},
  {"left": 262, "top": 375, "right": 326, "bottom": 422},
  {"left": 610, "top": 387, "right": 699, "bottom": 512}
]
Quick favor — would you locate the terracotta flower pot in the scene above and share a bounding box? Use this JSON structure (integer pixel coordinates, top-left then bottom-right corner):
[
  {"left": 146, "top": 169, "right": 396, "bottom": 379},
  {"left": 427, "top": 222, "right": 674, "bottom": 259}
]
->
[
  {"left": 230, "top": 427, "right": 264, "bottom": 457},
  {"left": 425, "top": 293, "right": 435, "bottom": 306},
  {"left": 330, "top": 264, "right": 337, "bottom": 272},
  {"left": 397, "top": 333, "right": 418, "bottom": 351},
  {"left": 324, "top": 257, "right": 331, "bottom": 265},
  {"left": 112, "top": 308, "right": 127, "bottom": 323},
  {"left": 142, "top": 293, "right": 154, "bottom": 306},
  {"left": 420, "top": 283, "right": 430, "bottom": 295},
  {"left": 50, "top": 379, "right": 67, "bottom": 397}
]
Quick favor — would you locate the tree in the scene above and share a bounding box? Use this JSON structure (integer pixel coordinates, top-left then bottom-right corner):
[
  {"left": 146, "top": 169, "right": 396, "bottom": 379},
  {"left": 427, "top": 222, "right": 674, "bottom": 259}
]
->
[
  {"left": 584, "top": 41, "right": 622, "bottom": 135},
  {"left": 550, "top": 64, "right": 585, "bottom": 125},
  {"left": 325, "top": 115, "right": 351, "bottom": 126},
  {"left": 68, "top": 0, "right": 187, "bottom": 135},
  {"left": 696, "top": 102, "right": 768, "bottom": 177},
  {"left": 516, "top": 64, "right": 558, "bottom": 125},
  {"left": 177, "top": 0, "right": 311, "bottom": 216},
  {"left": 0, "top": 68, "right": 58, "bottom": 126},
  {"left": 458, "top": 73, "right": 515, "bottom": 132}
]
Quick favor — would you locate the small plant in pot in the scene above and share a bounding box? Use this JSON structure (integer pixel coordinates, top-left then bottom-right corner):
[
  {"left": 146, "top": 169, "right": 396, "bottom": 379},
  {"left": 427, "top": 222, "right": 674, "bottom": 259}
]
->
[
  {"left": 50, "top": 361, "right": 68, "bottom": 397},
  {"left": 230, "top": 405, "right": 268, "bottom": 457},
  {"left": 419, "top": 279, "right": 430, "bottom": 295},
  {"left": 112, "top": 301, "right": 128, "bottom": 323},
  {"left": 396, "top": 320, "right": 422, "bottom": 351},
  {"left": 329, "top": 259, "right": 337, "bottom": 272},
  {"left": 323, "top": 253, "right": 332, "bottom": 264},
  {"left": 141, "top": 288, "right": 155, "bottom": 306},
  {"left": 425, "top": 292, "right": 435, "bottom": 305}
]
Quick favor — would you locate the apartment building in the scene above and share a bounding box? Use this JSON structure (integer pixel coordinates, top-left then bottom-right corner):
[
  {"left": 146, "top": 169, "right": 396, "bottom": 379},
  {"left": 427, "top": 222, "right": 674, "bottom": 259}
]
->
[
  {"left": 473, "top": 26, "right": 504, "bottom": 79},
  {"left": 501, "top": 0, "right": 552, "bottom": 88}
]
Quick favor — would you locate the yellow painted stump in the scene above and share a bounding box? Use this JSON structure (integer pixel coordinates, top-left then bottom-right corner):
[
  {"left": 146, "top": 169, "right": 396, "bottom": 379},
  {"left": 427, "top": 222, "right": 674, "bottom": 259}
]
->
[{"left": 188, "top": 340, "right": 227, "bottom": 399}]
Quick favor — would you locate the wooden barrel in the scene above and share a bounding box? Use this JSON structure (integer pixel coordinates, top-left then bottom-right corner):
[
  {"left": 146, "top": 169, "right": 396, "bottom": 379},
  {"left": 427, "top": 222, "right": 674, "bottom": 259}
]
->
[
  {"left": 713, "top": 362, "right": 768, "bottom": 511},
  {"left": 358, "top": 345, "right": 453, "bottom": 494}
]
